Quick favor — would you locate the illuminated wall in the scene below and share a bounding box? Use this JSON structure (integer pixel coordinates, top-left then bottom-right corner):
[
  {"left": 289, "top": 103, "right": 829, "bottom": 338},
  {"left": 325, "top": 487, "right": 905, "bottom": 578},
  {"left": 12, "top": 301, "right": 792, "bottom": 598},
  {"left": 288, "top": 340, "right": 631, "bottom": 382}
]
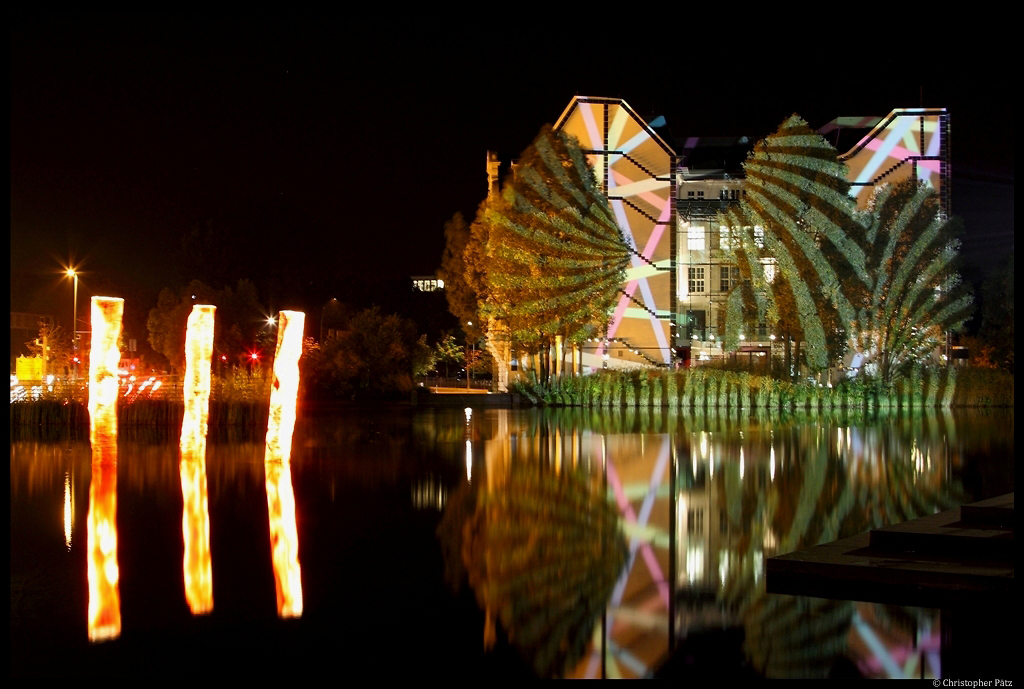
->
[
  {"left": 838, "top": 108, "right": 950, "bottom": 214},
  {"left": 544, "top": 101, "right": 949, "bottom": 369},
  {"left": 554, "top": 97, "right": 676, "bottom": 367}
]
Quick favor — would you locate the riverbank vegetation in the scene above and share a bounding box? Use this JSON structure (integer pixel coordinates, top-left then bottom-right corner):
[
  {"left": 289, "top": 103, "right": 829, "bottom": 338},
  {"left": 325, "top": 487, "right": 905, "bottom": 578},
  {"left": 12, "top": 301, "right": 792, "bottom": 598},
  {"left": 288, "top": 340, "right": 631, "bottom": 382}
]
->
[{"left": 507, "top": 365, "right": 1013, "bottom": 410}]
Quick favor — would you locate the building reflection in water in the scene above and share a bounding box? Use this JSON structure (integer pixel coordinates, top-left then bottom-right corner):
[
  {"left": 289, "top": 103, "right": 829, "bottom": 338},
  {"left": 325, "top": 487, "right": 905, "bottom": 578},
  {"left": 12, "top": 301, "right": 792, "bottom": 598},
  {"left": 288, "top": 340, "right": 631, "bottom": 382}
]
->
[
  {"left": 442, "top": 407, "right": 967, "bottom": 678},
  {"left": 675, "top": 412, "right": 964, "bottom": 678},
  {"left": 86, "top": 297, "right": 123, "bottom": 642},
  {"left": 179, "top": 305, "right": 216, "bottom": 615},
  {"left": 264, "top": 311, "right": 304, "bottom": 618}
]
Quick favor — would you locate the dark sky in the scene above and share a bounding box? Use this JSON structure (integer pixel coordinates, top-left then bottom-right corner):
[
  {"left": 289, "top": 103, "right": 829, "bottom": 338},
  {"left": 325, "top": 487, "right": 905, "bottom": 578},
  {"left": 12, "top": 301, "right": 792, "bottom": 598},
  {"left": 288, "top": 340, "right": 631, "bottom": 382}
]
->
[{"left": 11, "top": 18, "right": 1013, "bottom": 337}]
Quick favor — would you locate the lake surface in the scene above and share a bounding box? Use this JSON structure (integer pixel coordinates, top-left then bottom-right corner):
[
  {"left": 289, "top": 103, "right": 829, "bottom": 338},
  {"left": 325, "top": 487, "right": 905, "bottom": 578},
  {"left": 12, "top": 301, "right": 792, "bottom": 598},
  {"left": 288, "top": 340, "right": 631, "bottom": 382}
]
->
[{"left": 10, "top": 406, "right": 1014, "bottom": 678}]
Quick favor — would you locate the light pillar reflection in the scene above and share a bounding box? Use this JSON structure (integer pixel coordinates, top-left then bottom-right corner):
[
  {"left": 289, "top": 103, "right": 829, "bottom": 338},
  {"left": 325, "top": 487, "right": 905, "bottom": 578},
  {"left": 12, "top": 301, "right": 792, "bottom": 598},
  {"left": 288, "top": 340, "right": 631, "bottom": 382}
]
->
[
  {"left": 180, "top": 305, "right": 216, "bottom": 615},
  {"left": 64, "top": 470, "right": 74, "bottom": 550},
  {"left": 264, "top": 310, "right": 304, "bottom": 618},
  {"left": 86, "top": 297, "right": 123, "bottom": 642}
]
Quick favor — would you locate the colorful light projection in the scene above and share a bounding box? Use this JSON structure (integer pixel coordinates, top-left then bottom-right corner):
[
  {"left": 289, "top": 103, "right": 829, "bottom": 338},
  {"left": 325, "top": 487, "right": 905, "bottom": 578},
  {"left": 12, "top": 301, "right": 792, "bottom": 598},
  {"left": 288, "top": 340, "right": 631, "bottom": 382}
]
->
[
  {"left": 180, "top": 305, "right": 216, "bottom": 615},
  {"left": 555, "top": 96, "right": 675, "bottom": 367},
  {"left": 838, "top": 109, "right": 949, "bottom": 213},
  {"left": 86, "top": 297, "right": 123, "bottom": 642},
  {"left": 264, "top": 310, "right": 305, "bottom": 618}
]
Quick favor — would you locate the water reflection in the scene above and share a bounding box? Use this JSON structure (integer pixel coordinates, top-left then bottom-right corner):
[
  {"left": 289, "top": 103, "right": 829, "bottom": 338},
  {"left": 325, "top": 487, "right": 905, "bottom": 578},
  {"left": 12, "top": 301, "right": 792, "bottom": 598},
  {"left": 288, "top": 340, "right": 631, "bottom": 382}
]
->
[
  {"left": 677, "top": 411, "right": 963, "bottom": 678},
  {"left": 9, "top": 405, "right": 1009, "bottom": 677},
  {"left": 441, "top": 407, "right": 976, "bottom": 678},
  {"left": 441, "top": 427, "right": 627, "bottom": 678},
  {"left": 64, "top": 470, "right": 73, "bottom": 550},
  {"left": 87, "top": 437, "right": 120, "bottom": 642}
]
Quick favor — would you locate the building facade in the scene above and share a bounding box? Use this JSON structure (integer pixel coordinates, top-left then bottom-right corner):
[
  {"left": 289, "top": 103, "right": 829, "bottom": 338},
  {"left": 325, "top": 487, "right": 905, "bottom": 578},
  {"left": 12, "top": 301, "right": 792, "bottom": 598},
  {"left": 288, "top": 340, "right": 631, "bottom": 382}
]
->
[{"left": 491, "top": 97, "right": 950, "bottom": 381}]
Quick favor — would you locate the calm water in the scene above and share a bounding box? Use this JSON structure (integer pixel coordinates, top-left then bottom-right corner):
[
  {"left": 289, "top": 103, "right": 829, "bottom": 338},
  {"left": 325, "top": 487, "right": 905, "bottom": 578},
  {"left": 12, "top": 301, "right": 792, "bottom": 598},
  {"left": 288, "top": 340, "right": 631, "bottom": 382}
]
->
[{"left": 9, "top": 407, "right": 1014, "bottom": 678}]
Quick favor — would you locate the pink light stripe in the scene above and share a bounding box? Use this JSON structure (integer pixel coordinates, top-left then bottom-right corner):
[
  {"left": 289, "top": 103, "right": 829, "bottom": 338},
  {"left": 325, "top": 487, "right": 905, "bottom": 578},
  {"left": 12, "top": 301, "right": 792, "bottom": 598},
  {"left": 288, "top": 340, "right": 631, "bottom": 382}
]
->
[
  {"left": 580, "top": 104, "right": 603, "bottom": 152},
  {"left": 609, "top": 591, "right": 669, "bottom": 636},
  {"left": 606, "top": 462, "right": 670, "bottom": 608},
  {"left": 637, "top": 202, "right": 672, "bottom": 261},
  {"left": 856, "top": 117, "right": 916, "bottom": 183},
  {"left": 857, "top": 634, "right": 941, "bottom": 676},
  {"left": 611, "top": 169, "right": 668, "bottom": 212},
  {"left": 864, "top": 137, "right": 919, "bottom": 160},
  {"left": 605, "top": 281, "right": 639, "bottom": 342}
]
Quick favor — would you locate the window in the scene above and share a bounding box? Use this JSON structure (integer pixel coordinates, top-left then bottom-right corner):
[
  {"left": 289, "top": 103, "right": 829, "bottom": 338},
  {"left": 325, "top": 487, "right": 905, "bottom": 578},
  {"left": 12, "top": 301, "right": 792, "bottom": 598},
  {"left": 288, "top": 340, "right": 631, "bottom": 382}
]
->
[
  {"left": 754, "top": 225, "right": 765, "bottom": 249},
  {"left": 688, "top": 267, "right": 705, "bottom": 294},
  {"left": 720, "top": 266, "right": 740, "bottom": 292},
  {"left": 697, "top": 190, "right": 705, "bottom": 199},
  {"left": 687, "top": 190, "right": 695, "bottom": 198},
  {"left": 761, "top": 259, "right": 776, "bottom": 283},
  {"left": 688, "top": 225, "right": 706, "bottom": 251},
  {"left": 719, "top": 225, "right": 733, "bottom": 249}
]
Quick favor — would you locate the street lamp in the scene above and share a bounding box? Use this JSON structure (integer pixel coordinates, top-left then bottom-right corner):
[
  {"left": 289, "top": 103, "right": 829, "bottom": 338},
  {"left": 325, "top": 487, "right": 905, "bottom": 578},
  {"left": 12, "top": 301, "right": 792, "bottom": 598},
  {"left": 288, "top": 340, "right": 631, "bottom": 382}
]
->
[
  {"left": 66, "top": 268, "right": 79, "bottom": 379},
  {"left": 466, "top": 322, "right": 473, "bottom": 390}
]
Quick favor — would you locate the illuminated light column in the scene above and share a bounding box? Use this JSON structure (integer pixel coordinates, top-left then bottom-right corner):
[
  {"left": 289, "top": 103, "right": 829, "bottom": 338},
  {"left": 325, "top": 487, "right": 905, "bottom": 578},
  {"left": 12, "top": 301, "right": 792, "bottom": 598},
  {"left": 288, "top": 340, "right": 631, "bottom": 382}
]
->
[
  {"left": 86, "top": 297, "right": 123, "bottom": 642},
  {"left": 264, "top": 310, "right": 304, "bottom": 618},
  {"left": 180, "top": 305, "right": 216, "bottom": 615}
]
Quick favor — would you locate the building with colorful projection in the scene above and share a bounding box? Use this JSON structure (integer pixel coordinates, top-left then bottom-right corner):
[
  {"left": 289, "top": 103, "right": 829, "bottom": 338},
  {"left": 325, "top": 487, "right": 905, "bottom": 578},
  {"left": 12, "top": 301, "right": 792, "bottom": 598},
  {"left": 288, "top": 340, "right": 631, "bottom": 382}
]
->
[{"left": 495, "top": 96, "right": 950, "bottom": 376}]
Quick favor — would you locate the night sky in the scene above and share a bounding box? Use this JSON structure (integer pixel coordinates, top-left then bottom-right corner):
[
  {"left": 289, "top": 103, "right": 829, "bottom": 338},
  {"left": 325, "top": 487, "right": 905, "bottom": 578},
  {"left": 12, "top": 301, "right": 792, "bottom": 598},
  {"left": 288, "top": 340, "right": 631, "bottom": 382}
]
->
[{"left": 11, "top": 18, "right": 1013, "bottom": 345}]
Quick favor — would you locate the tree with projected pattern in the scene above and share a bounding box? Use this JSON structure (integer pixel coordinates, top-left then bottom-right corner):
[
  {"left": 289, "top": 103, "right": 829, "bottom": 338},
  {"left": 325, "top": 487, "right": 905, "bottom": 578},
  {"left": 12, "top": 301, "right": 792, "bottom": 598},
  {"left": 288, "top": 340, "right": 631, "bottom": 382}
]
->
[{"left": 472, "top": 125, "right": 631, "bottom": 380}]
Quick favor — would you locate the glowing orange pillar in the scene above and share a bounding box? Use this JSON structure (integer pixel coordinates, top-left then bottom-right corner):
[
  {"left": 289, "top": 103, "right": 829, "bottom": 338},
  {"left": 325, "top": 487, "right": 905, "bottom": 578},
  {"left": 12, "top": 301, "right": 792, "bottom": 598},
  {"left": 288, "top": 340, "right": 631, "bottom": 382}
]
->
[
  {"left": 86, "top": 297, "right": 123, "bottom": 642},
  {"left": 180, "top": 305, "right": 215, "bottom": 614},
  {"left": 264, "top": 310, "right": 305, "bottom": 617}
]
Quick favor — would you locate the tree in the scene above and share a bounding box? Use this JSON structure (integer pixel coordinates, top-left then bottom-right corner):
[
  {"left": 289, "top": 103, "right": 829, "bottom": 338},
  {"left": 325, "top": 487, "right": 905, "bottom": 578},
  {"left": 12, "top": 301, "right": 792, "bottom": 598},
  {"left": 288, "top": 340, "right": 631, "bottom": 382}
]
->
[
  {"left": 25, "top": 321, "right": 72, "bottom": 377},
  {"left": 719, "top": 114, "right": 859, "bottom": 374},
  {"left": 433, "top": 332, "right": 465, "bottom": 378},
  {"left": 147, "top": 279, "right": 266, "bottom": 374},
  {"left": 849, "top": 180, "right": 972, "bottom": 386},
  {"left": 315, "top": 306, "right": 427, "bottom": 398},
  {"left": 475, "top": 125, "right": 630, "bottom": 372},
  {"left": 719, "top": 116, "right": 969, "bottom": 387},
  {"left": 438, "top": 212, "right": 485, "bottom": 342}
]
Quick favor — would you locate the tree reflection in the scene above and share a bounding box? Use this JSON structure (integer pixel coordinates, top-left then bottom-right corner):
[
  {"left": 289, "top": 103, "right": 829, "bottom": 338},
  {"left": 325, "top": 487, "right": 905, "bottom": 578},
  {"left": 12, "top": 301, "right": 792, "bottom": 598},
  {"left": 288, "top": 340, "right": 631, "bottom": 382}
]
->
[
  {"left": 441, "top": 457, "right": 627, "bottom": 677},
  {"left": 703, "top": 416, "right": 965, "bottom": 677}
]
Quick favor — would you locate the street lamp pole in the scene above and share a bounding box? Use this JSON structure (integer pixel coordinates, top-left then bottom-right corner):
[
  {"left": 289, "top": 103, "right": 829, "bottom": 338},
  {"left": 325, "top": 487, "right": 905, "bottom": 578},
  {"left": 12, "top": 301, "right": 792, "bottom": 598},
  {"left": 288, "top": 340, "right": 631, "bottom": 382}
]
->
[
  {"left": 466, "top": 322, "right": 473, "bottom": 390},
  {"left": 66, "top": 268, "right": 78, "bottom": 380}
]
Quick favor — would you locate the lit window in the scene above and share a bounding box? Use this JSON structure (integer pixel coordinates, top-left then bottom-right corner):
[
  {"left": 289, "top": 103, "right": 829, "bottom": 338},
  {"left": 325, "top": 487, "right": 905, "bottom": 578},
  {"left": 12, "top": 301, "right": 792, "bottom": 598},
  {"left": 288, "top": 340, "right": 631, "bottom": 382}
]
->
[
  {"left": 761, "top": 259, "right": 775, "bottom": 283},
  {"left": 754, "top": 226, "right": 764, "bottom": 249},
  {"left": 688, "top": 267, "right": 705, "bottom": 293},
  {"left": 719, "top": 226, "right": 732, "bottom": 249},
  {"left": 688, "top": 225, "right": 706, "bottom": 251}
]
